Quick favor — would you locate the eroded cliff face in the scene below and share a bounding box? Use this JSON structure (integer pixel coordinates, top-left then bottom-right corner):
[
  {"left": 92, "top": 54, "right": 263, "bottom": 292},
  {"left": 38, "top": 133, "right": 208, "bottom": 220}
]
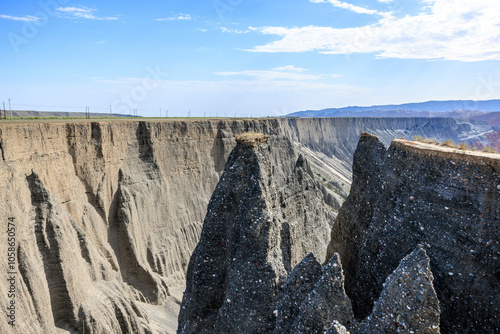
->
[
  {"left": 0, "top": 119, "right": 289, "bottom": 333},
  {"left": 328, "top": 133, "right": 500, "bottom": 333},
  {"left": 0, "top": 117, "right": 494, "bottom": 333},
  {"left": 279, "top": 117, "right": 490, "bottom": 205}
]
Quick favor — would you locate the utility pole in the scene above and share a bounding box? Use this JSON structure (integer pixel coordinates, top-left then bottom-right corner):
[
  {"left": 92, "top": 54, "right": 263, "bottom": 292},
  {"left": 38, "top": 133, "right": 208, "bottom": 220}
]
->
[
  {"left": 166, "top": 109, "right": 168, "bottom": 118},
  {"left": 188, "top": 109, "right": 191, "bottom": 118},
  {"left": 160, "top": 107, "right": 162, "bottom": 118},
  {"left": 110, "top": 105, "right": 112, "bottom": 118},
  {"left": 8, "top": 98, "right": 12, "bottom": 120},
  {"left": 2, "top": 102, "right": 5, "bottom": 120}
]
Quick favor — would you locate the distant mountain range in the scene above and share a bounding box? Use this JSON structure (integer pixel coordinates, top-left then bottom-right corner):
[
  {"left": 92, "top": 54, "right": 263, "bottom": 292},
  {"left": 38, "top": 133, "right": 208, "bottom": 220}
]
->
[{"left": 287, "top": 100, "right": 500, "bottom": 118}]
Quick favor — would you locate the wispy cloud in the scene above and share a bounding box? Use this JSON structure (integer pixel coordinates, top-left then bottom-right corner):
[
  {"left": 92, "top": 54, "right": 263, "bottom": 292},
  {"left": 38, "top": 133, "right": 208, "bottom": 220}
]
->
[
  {"left": 220, "top": 27, "right": 258, "bottom": 34},
  {"left": 57, "top": 6, "right": 118, "bottom": 21},
  {"left": 310, "top": 0, "right": 393, "bottom": 18},
  {"left": 272, "top": 65, "right": 308, "bottom": 72},
  {"left": 156, "top": 14, "right": 192, "bottom": 21},
  {"left": 247, "top": 0, "right": 500, "bottom": 62},
  {"left": 215, "top": 66, "right": 340, "bottom": 81},
  {"left": 0, "top": 14, "right": 40, "bottom": 22}
]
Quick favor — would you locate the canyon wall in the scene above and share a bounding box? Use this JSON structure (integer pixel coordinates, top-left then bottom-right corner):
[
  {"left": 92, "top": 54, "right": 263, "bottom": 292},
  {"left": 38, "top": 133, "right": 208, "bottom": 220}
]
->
[
  {"left": 328, "top": 133, "right": 500, "bottom": 333},
  {"left": 0, "top": 117, "right": 492, "bottom": 333}
]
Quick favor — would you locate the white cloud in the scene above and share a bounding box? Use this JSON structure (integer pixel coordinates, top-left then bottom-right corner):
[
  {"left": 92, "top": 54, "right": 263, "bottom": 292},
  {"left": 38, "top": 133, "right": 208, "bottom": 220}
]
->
[
  {"left": 156, "top": 14, "right": 191, "bottom": 21},
  {"left": 0, "top": 14, "right": 40, "bottom": 22},
  {"left": 215, "top": 66, "right": 340, "bottom": 81},
  {"left": 247, "top": 0, "right": 500, "bottom": 62},
  {"left": 57, "top": 6, "right": 118, "bottom": 20},
  {"left": 310, "top": 0, "right": 392, "bottom": 18}
]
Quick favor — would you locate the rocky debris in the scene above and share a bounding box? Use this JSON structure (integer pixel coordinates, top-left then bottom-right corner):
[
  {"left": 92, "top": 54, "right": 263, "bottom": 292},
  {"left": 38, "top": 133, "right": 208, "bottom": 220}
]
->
[
  {"left": 329, "top": 133, "right": 500, "bottom": 333},
  {"left": 289, "top": 253, "right": 355, "bottom": 334},
  {"left": 325, "top": 321, "right": 349, "bottom": 334},
  {"left": 359, "top": 246, "right": 440, "bottom": 334},
  {"left": 177, "top": 138, "right": 335, "bottom": 334}
]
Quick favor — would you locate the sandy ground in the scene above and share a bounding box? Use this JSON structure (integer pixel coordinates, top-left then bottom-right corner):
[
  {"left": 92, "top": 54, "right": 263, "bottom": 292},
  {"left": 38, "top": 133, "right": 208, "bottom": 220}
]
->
[{"left": 138, "top": 285, "right": 184, "bottom": 334}]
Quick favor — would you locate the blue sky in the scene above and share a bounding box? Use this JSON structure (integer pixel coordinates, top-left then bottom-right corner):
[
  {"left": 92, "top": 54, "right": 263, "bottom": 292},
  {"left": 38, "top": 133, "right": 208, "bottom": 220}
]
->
[{"left": 1, "top": 0, "right": 499, "bottom": 117}]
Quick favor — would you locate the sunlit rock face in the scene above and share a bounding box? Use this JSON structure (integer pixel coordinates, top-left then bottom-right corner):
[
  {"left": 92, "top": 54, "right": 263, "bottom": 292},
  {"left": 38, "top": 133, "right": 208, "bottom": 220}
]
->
[{"left": 328, "top": 133, "right": 500, "bottom": 333}]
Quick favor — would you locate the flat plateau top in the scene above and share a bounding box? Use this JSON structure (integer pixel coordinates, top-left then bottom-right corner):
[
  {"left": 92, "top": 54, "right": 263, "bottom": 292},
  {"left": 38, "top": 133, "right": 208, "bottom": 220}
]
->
[
  {"left": 0, "top": 117, "right": 263, "bottom": 125},
  {"left": 393, "top": 138, "right": 500, "bottom": 164}
]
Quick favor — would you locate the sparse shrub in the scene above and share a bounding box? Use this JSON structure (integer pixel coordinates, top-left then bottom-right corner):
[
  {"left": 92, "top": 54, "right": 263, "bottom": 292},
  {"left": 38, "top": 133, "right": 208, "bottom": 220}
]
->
[
  {"left": 483, "top": 146, "right": 498, "bottom": 153},
  {"left": 422, "top": 137, "right": 439, "bottom": 144},
  {"left": 413, "top": 135, "right": 424, "bottom": 142},
  {"left": 458, "top": 142, "right": 470, "bottom": 150},
  {"left": 472, "top": 147, "right": 477, "bottom": 151},
  {"left": 442, "top": 139, "right": 454, "bottom": 147},
  {"left": 412, "top": 135, "right": 439, "bottom": 144}
]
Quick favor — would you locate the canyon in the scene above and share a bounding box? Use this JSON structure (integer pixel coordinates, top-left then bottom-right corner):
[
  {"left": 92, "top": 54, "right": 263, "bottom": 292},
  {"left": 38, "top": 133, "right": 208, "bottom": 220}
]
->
[{"left": 0, "top": 117, "right": 498, "bottom": 333}]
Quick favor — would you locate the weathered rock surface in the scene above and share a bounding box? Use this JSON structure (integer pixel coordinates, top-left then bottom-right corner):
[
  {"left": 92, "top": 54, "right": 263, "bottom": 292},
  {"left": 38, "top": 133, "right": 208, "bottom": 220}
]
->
[
  {"left": 328, "top": 133, "right": 500, "bottom": 333},
  {"left": 0, "top": 119, "right": 297, "bottom": 333},
  {"left": 273, "top": 253, "right": 323, "bottom": 334},
  {"left": 0, "top": 118, "right": 494, "bottom": 333},
  {"left": 178, "top": 134, "right": 447, "bottom": 334},
  {"left": 288, "top": 253, "right": 354, "bottom": 334},
  {"left": 359, "top": 246, "right": 440, "bottom": 334},
  {"left": 177, "top": 137, "right": 335, "bottom": 334}
]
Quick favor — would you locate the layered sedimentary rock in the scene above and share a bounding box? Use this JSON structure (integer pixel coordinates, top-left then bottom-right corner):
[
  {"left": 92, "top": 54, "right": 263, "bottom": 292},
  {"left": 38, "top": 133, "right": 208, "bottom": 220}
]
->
[
  {"left": 328, "top": 133, "right": 500, "bottom": 333},
  {"left": 177, "top": 135, "right": 335, "bottom": 333}
]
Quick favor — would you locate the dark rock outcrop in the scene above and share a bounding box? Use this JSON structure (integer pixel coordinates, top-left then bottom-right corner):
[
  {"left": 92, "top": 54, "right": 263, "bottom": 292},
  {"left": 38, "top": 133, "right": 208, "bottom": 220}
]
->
[
  {"left": 178, "top": 135, "right": 448, "bottom": 334},
  {"left": 273, "top": 253, "right": 323, "bottom": 334},
  {"left": 360, "top": 246, "right": 440, "bottom": 334},
  {"left": 289, "top": 253, "right": 354, "bottom": 334},
  {"left": 328, "top": 133, "right": 500, "bottom": 333},
  {"left": 177, "top": 137, "right": 335, "bottom": 334}
]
